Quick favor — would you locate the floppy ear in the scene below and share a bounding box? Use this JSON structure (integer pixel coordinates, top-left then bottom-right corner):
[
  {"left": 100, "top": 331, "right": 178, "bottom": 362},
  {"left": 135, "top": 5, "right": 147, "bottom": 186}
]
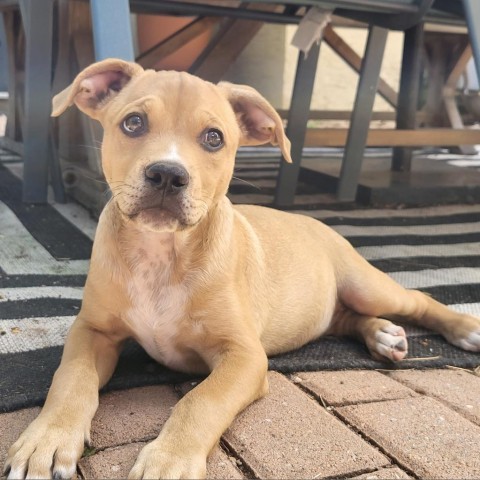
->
[
  {"left": 218, "top": 82, "right": 292, "bottom": 163},
  {"left": 51, "top": 58, "right": 144, "bottom": 120}
]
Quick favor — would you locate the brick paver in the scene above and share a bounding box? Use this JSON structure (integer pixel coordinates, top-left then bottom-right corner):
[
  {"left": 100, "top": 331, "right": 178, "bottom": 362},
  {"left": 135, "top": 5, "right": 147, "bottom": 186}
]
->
[
  {"left": 352, "top": 466, "right": 412, "bottom": 479},
  {"left": 79, "top": 442, "right": 243, "bottom": 479},
  {"left": 3, "top": 370, "right": 480, "bottom": 479},
  {"left": 91, "top": 385, "right": 179, "bottom": 448},
  {"left": 388, "top": 369, "right": 480, "bottom": 425},
  {"left": 224, "top": 372, "right": 389, "bottom": 479},
  {"left": 0, "top": 408, "right": 40, "bottom": 471},
  {"left": 295, "top": 371, "right": 417, "bottom": 406},
  {"left": 337, "top": 396, "right": 480, "bottom": 479},
  {"left": 79, "top": 442, "right": 145, "bottom": 479}
]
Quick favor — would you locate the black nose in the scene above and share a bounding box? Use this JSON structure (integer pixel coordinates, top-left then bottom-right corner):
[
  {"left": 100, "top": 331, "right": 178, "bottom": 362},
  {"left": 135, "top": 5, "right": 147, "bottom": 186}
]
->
[{"left": 144, "top": 162, "right": 190, "bottom": 193}]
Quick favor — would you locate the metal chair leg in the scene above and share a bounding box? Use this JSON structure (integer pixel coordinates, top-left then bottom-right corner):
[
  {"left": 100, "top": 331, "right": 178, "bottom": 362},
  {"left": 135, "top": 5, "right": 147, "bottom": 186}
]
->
[
  {"left": 20, "top": 0, "right": 54, "bottom": 203},
  {"left": 274, "top": 41, "right": 320, "bottom": 207},
  {"left": 463, "top": 0, "right": 480, "bottom": 83},
  {"left": 90, "top": 0, "right": 135, "bottom": 61},
  {"left": 392, "top": 22, "right": 424, "bottom": 172},
  {"left": 337, "top": 25, "right": 388, "bottom": 202}
]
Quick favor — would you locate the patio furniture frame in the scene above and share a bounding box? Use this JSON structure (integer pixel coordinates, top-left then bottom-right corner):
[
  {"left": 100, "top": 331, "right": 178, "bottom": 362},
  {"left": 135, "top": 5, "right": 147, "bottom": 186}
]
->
[{"left": 1, "top": 0, "right": 480, "bottom": 204}]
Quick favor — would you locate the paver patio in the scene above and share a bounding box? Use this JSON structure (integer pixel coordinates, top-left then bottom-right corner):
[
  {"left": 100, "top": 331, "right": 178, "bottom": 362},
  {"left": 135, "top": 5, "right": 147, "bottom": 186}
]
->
[{"left": 2, "top": 368, "right": 480, "bottom": 479}]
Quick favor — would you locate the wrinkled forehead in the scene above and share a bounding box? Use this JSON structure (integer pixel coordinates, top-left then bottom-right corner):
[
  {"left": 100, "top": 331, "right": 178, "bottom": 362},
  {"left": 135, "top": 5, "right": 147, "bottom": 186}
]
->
[{"left": 111, "top": 70, "right": 235, "bottom": 124}]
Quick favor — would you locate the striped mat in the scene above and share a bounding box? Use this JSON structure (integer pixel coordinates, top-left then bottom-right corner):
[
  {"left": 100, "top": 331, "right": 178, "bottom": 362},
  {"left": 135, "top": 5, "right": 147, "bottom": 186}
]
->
[{"left": 1, "top": 154, "right": 480, "bottom": 413}]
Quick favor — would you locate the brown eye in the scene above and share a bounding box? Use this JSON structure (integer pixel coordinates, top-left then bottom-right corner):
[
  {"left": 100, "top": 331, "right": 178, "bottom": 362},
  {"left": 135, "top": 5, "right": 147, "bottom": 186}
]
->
[
  {"left": 121, "top": 114, "right": 147, "bottom": 137},
  {"left": 202, "top": 128, "right": 224, "bottom": 151}
]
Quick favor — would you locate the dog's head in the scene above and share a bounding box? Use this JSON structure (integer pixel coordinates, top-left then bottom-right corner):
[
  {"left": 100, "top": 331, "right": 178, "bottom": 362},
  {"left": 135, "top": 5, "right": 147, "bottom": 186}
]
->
[{"left": 52, "top": 59, "right": 291, "bottom": 232}]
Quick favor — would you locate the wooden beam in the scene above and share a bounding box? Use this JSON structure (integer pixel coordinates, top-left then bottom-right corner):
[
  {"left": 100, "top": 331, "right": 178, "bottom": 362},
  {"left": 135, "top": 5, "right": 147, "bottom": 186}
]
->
[
  {"left": 278, "top": 109, "right": 388, "bottom": 121},
  {"left": 277, "top": 109, "right": 429, "bottom": 123},
  {"left": 443, "top": 43, "right": 476, "bottom": 154},
  {"left": 446, "top": 43, "right": 472, "bottom": 89},
  {"left": 136, "top": 17, "right": 220, "bottom": 69},
  {"left": 190, "top": 3, "right": 282, "bottom": 82},
  {"left": 304, "top": 128, "right": 480, "bottom": 147},
  {"left": 323, "top": 25, "right": 398, "bottom": 108}
]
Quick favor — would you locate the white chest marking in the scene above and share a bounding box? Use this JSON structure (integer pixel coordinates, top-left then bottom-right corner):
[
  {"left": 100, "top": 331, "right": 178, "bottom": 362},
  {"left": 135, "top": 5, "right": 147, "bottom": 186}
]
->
[{"left": 123, "top": 231, "right": 188, "bottom": 368}]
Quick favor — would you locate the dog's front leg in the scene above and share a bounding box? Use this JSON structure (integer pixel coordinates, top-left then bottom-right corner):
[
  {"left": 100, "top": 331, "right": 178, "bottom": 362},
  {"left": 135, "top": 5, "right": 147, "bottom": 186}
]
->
[
  {"left": 129, "top": 342, "right": 268, "bottom": 480},
  {"left": 4, "top": 316, "right": 123, "bottom": 480}
]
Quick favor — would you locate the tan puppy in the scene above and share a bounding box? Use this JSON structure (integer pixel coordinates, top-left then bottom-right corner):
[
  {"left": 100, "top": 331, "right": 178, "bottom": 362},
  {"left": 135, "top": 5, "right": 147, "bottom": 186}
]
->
[{"left": 5, "top": 59, "right": 480, "bottom": 480}]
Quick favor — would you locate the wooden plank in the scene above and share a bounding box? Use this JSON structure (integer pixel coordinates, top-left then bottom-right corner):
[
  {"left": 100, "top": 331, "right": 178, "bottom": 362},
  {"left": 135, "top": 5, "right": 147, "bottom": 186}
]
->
[
  {"left": 277, "top": 109, "right": 392, "bottom": 121},
  {"left": 191, "top": 3, "right": 282, "bottom": 82},
  {"left": 136, "top": 17, "right": 220, "bottom": 69},
  {"left": 277, "top": 109, "right": 429, "bottom": 123},
  {"left": 323, "top": 25, "right": 398, "bottom": 108},
  {"left": 190, "top": 18, "right": 259, "bottom": 81},
  {"left": 440, "top": 41, "right": 476, "bottom": 154},
  {"left": 304, "top": 128, "right": 480, "bottom": 147},
  {"left": 446, "top": 43, "right": 472, "bottom": 88}
]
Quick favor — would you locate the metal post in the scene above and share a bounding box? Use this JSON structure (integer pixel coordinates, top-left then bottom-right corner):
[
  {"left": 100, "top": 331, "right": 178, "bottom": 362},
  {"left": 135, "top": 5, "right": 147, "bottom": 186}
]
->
[
  {"left": 90, "top": 0, "right": 135, "bottom": 61},
  {"left": 20, "top": 0, "right": 54, "bottom": 203},
  {"left": 337, "top": 26, "right": 388, "bottom": 202},
  {"left": 274, "top": 42, "right": 321, "bottom": 207},
  {"left": 0, "top": 15, "right": 8, "bottom": 92},
  {"left": 463, "top": 0, "right": 480, "bottom": 83},
  {"left": 392, "top": 22, "right": 424, "bottom": 172}
]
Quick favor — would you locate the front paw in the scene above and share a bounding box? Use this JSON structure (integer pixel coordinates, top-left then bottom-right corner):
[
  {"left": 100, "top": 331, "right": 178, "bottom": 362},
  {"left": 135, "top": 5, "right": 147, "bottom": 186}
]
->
[
  {"left": 4, "top": 414, "right": 88, "bottom": 480},
  {"left": 128, "top": 441, "right": 207, "bottom": 480}
]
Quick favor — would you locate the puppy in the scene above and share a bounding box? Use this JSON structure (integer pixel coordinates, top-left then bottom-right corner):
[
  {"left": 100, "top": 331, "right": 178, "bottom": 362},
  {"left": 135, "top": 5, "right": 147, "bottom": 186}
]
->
[{"left": 4, "top": 59, "right": 480, "bottom": 480}]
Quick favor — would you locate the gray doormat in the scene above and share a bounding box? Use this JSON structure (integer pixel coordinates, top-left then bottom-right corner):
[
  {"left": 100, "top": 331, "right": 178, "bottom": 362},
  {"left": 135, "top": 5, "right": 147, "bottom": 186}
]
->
[{"left": 1, "top": 156, "right": 480, "bottom": 413}]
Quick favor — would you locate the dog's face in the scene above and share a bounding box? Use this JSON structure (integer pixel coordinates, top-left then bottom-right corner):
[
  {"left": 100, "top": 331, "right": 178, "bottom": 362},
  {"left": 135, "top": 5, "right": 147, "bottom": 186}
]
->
[
  {"left": 94, "top": 70, "right": 241, "bottom": 232},
  {"left": 52, "top": 59, "right": 291, "bottom": 232}
]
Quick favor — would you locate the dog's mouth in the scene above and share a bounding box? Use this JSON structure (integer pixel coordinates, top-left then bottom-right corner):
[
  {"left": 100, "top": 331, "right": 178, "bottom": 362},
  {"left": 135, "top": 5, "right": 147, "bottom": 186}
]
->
[
  {"left": 117, "top": 196, "right": 205, "bottom": 232},
  {"left": 130, "top": 207, "right": 182, "bottom": 232}
]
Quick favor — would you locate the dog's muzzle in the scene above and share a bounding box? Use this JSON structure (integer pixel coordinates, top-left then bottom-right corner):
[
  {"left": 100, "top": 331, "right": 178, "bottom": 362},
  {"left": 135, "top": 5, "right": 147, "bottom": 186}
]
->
[{"left": 115, "top": 161, "right": 205, "bottom": 230}]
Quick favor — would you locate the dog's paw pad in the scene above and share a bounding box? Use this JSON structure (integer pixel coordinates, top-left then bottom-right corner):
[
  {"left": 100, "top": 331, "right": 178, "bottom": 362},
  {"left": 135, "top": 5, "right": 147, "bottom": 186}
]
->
[{"left": 373, "top": 325, "right": 408, "bottom": 362}]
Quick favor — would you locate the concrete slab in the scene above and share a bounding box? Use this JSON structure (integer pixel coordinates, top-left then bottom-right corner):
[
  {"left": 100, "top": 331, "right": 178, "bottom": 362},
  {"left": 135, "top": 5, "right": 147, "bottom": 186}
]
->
[
  {"left": 224, "top": 372, "right": 388, "bottom": 479},
  {"left": 79, "top": 442, "right": 244, "bottom": 479},
  {"left": 0, "top": 408, "right": 40, "bottom": 471},
  {"left": 388, "top": 369, "right": 480, "bottom": 426},
  {"left": 338, "top": 396, "right": 480, "bottom": 479},
  {"left": 295, "top": 371, "right": 417, "bottom": 406},
  {"left": 91, "top": 386, "right": 179, "bottom": 449}
]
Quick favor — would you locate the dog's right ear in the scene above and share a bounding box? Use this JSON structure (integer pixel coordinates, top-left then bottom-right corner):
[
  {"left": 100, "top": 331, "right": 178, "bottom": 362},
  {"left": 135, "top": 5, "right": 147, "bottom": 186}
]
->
[{"left": 51, "top": 58, "right": 144, "bottom": 120}]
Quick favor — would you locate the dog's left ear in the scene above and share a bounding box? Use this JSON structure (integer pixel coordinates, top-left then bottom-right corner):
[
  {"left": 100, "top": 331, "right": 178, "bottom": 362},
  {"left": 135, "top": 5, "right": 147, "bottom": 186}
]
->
[{"left": 219, "top": 82, "right": 292, "bottom": 163}]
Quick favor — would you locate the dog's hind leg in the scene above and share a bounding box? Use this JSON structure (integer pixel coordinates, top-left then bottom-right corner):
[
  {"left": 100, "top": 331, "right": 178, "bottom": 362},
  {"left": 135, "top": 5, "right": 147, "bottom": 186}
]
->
[
  {"left": 328, "top": 311, "right": 408, "bottom": 362},
  {"left": 335, "top": 247, "right": 480, "bottom": 353}
]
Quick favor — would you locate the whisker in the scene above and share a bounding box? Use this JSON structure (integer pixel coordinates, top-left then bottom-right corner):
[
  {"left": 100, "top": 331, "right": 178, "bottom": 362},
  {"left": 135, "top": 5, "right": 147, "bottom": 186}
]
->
[
  {"left": 231, "top": 176, "right": 262, "bottom": 191},
  {"left": 80, "top": 174, "right": 109, "bottom": 186},
  {"left": 110, "top": 191, "right": 127, "bottom": 201},
  {"left": 72, "top": 144, "right": 102, "bottom": 152}
]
